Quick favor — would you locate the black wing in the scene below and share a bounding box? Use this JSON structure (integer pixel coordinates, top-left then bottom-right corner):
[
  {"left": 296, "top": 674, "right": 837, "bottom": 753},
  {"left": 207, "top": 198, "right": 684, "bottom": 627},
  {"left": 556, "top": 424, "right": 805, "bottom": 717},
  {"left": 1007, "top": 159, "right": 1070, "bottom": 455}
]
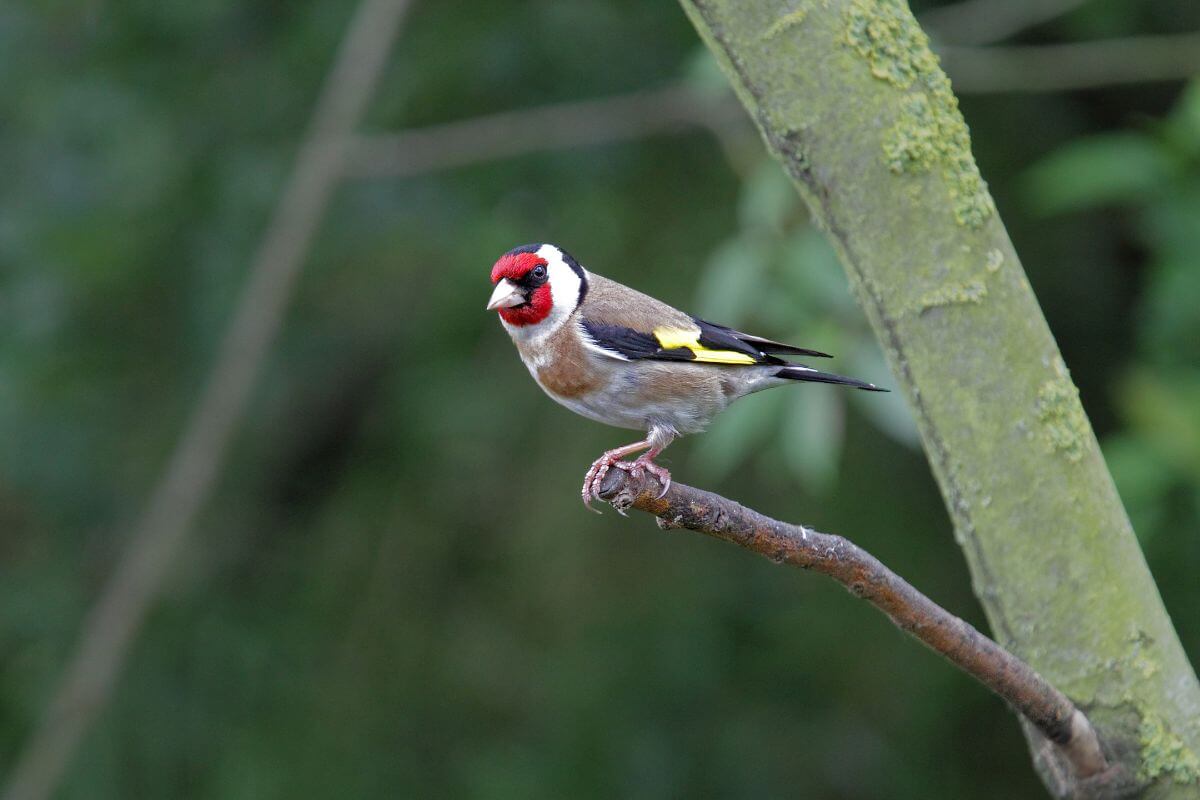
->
[
  {"left": 579, "top": 316, "right": 884, "bottom": 390},
  {"left": 580, "top": 318, "right": 814, "bottom": 366},
  {"left": 692, "top": 318, "right": 832, "bottom": 359},
  {"left": 580, "top": 320, "right": 700, "bottom": 362}
]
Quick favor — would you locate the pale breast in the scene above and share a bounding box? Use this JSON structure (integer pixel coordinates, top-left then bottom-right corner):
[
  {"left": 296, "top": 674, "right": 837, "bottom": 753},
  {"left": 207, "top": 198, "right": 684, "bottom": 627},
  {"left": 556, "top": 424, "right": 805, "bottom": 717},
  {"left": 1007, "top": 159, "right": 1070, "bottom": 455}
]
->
[
  {"left": 536, "top": 340, "right": 599, "bottom": 399},
  {"left": 510, "top": 320, "right": 603, "bottom": 400},
  {"left": 624, "top": 362, "right": 731, "bottom": 434}
]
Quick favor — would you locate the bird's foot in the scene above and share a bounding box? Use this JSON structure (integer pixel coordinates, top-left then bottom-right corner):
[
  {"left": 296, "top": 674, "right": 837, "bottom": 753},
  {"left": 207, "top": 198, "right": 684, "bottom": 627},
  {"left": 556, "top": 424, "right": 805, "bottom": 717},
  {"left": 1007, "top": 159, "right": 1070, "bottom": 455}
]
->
[
  {"left": 629, "top": 456, "right": 671, "bottom": 499},
  {"left": 581, "top": 454, "right": 636, "bottom": 513}
]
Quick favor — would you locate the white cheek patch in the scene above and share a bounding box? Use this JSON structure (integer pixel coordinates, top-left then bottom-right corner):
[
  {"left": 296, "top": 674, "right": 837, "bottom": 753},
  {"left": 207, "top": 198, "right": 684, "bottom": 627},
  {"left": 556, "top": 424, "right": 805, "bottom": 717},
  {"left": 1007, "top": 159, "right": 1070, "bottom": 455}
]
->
[{"left": 538, "top": 244, "right": 582, "bottom": 318}]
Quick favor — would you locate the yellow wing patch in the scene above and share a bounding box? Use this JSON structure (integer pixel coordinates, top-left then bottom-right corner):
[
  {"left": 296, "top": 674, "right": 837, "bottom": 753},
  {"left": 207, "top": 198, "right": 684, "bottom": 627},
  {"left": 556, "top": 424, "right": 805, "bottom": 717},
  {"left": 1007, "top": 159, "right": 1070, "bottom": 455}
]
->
[{"left": 652, "top": 327, "right": 757, "bottom": 365}]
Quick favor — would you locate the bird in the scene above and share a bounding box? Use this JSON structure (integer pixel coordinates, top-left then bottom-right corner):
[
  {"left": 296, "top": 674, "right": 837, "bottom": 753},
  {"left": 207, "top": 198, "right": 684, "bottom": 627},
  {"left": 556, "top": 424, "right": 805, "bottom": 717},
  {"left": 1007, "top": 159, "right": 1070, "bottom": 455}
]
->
[{"left": 486, "top": 243, "right": 887, "bottom": 511}]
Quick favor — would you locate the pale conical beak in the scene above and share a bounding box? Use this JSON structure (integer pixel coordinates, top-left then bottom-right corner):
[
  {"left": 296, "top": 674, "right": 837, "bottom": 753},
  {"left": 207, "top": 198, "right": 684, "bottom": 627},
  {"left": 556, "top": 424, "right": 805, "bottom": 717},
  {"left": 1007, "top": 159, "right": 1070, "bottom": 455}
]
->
[{"left": 486, "top": 279, "right": 525, "bottom": 310}]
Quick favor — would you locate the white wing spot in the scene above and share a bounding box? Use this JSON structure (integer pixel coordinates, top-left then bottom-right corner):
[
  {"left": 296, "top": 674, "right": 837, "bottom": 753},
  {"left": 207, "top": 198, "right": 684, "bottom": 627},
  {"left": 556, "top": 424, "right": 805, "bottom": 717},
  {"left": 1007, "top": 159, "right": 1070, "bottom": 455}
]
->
[{"left": 579, "top": 323, "right": 630, "bottom": 361}]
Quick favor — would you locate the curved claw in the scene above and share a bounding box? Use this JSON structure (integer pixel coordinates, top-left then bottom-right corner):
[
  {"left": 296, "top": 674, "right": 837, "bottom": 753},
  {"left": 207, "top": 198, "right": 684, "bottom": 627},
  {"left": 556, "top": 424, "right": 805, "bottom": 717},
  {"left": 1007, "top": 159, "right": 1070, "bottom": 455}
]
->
[
  {"left": 628, "top": 455, "right": 671, "bottom": 499},
  {"left": 580, "top": 462, "right": 605, "bottom": 513},
  {"left": 579, "top": 436, "right": 668, "bottom": 513},
  {"left": 581, "top": 456, "right": 634, "bottom": 512},
  {"left": 644, "top": 463, "right": 673, "bottom": 498}
]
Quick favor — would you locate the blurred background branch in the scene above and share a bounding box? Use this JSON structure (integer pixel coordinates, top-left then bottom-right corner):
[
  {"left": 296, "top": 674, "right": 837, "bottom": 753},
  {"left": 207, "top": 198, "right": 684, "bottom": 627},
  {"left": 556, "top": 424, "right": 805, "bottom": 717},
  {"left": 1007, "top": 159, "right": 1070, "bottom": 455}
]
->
[
  {"left": 1, "top": 1, "right": 413, "bottom": 798},
  {"left": 344, "top": 85, "right": 749, "bottom": 179},
  {"left": 921, "top": 0, "right": 1091, "bottom": 46},
  {"left": 347, "top": 30, "right": 1200, "bottom": 182},
  {"left": 941, "top": 32, "right": 1200, "bottom": 93}
]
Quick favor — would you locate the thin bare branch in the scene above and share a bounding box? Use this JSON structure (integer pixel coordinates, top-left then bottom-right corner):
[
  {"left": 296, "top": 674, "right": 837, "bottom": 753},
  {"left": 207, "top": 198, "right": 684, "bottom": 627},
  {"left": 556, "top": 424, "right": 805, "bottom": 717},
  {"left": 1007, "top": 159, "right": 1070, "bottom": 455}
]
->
[
  {"left": 596, "top": 469, "right": 1117, "bottom": 785},
  {"left": 345, "top": 32, "right": 1200, "bottom": 181},
  {"left": 2, "top": 2, "right": 413, "bottom": 799},
  {"left": 941, "top": 32, "right": 1200, "bottom": 93},
  {"left": 343, "top": 84, "right": 749, "bottom": 178},
  {"left": 921, "top": 0, "right": 1091, "bottom": 47}
]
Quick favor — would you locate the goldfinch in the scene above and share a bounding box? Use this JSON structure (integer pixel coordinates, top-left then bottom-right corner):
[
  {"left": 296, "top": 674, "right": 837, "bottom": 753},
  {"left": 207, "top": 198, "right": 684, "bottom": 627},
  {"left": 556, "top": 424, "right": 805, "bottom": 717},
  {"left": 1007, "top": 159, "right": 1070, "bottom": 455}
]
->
[{"left": 486, "top": 243, "right": 886, "bottom": 510}]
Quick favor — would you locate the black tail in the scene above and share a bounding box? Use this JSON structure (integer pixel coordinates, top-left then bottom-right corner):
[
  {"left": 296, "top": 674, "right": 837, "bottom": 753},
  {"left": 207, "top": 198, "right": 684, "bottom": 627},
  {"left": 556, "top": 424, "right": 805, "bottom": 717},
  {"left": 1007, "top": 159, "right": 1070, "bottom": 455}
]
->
[{"left": 776, "top": 366, "right": 888, "bottom": 392}]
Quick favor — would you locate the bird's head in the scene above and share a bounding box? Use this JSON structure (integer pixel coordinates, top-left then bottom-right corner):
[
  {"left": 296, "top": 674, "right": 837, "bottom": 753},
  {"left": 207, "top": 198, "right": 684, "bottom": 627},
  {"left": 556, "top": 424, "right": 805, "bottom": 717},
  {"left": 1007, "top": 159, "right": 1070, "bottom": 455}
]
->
[{"left": 486, "top": 243, "right": 587, "bottom": 330}]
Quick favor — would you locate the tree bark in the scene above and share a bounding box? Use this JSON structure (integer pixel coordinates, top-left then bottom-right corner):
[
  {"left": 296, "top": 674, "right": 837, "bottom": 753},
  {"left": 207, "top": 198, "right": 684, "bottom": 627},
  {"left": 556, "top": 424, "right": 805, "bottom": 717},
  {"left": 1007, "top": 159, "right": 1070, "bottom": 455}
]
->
[{"left": 676, "top": 0, "right": 1200, "bottom": 796}]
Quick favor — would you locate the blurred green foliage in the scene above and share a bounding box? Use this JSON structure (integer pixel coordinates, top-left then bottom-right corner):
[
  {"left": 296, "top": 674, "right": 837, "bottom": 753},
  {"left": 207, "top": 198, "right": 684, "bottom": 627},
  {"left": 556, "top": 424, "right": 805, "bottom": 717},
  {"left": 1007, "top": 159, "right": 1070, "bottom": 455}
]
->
[
  {"left": 1, "top": 0, "right": 1198, "bottom": 798},
  {"left": 1022, "top": 81, "right": 1200, "bottom": 663}
]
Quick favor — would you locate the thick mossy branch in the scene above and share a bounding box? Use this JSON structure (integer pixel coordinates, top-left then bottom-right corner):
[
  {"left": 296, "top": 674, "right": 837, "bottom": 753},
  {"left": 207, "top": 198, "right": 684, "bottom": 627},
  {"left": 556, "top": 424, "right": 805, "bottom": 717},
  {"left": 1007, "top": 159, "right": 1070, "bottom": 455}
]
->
[
  {"left": 597, "top": 470, "right": 1113, "bottom": 783},
  {"left": 677, "top": 0, "right": 1200, "bottom": 794}
]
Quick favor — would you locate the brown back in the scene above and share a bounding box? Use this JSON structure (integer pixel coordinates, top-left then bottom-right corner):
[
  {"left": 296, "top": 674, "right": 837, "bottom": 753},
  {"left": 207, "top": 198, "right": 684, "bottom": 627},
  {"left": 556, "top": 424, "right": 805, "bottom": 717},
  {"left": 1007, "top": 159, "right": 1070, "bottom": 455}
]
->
[{"left": 580, "top": 272, "right": 698, "bottom": 334}]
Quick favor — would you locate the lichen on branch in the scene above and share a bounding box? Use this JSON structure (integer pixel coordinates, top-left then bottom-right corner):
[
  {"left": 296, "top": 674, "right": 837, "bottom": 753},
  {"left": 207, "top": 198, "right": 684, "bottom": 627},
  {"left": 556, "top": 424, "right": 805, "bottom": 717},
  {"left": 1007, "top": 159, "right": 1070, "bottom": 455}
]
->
[
  {"left": 1035, "top": 358, "right": 1091, "bottom": 463},
  {"left": 843, "top": 0, "right": 994, "bottom": 227},
  {"left": 1139, "top": 713, "right": 1200, "bottom": 784}
]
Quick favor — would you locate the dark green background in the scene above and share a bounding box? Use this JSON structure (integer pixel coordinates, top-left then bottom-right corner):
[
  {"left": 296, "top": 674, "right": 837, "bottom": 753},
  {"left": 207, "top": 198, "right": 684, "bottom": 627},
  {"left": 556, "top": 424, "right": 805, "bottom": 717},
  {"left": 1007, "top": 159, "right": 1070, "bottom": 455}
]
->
[{"left": 2, "top": 1, "right": 1199, "bottom": 797}]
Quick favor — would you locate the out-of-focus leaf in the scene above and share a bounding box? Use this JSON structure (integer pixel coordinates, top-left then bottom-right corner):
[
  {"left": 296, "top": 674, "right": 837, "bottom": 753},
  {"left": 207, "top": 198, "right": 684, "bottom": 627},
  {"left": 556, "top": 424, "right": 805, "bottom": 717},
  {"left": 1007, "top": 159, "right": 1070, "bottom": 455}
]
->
[
  {"left": 848, "top": 343, "right": 920, "bottom": 448},
  {"left": 738, "top": 160, "right": 798, "bottom": 234},
  {"left": 1102, "top": 433, "right": 1172, "bottom": 544},
  {"left": 1117, "top": 369, "right": 1200, "bottom": 478},
  {"left": 1141, "top": 184, "right": 1200, "bottom": 256},
  {"left": 1162, "top": 79, "right": 1200, "bottom": 158},
  {"left": 1022, "top": 133, "right": 1175, "bottom": 215},
  {"left": 1140, "top": 254, "right": 1200, "bottom": 367},
  {"left": 693, "top": 389, "right": 786, "bottom": 481},
  {"left": 784, "top": 316, "right": 842, "bottom": 368},
  {"left": 780, "top": 227, "right": 857, "bottom": 314},
  {"left": 781, "top": 384, "right": 843, "bottom": 493},
  {"left": 694, "top": 235, "right": 770, "bottom": 322},
  {"left": 1059, "top": 0, "right": 1139, "bottom": 39},
  {"left": 681, "top": 46, "right": 730, "bottom": 95}
]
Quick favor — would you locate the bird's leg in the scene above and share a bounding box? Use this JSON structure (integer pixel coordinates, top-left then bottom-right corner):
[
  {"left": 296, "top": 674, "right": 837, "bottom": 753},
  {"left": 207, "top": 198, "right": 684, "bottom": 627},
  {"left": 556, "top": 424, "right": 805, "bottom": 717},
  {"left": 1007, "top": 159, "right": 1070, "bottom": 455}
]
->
[
  {"left": 627, "top": 426, "right": 675, "bottom": 499},
  {"left": 582, "top": 426, "right": 676, "bottom": 511},
  {"left": 581, "top": 439, "right": 653, "bottom": 512}
]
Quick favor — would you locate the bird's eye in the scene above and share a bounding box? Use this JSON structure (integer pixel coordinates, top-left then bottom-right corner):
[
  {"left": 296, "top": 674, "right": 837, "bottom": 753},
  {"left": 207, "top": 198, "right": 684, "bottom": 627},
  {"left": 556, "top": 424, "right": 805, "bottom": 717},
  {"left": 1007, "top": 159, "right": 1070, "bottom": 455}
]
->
[{"left": 531, "top": 265, "right": 547, "bottom": 280}]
